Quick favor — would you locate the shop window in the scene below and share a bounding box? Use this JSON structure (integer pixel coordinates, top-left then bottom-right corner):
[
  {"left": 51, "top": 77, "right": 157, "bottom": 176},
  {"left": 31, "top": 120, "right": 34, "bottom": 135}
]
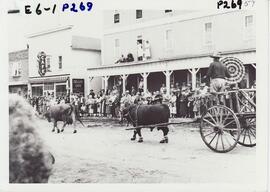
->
[
  {"left": 56, "top": 84, "right": 67, "bottom": 97},
  {"left": 204, "top": 22, "right": 212, "bottom": 45},
  {"left": 114, "top": 11, "right": 120, "bottom": 23},
  {"left": 59, "top": 56, "right": 62, "bottom": 69},
  {"left": 32, "top": 86, "right": 43, "bottom": 97},
  {"left": 11, "top": 62, "right": 22, "bottom": 77},
  {"left": 244, "top": 15, "right": 254, "bottom": 40},
  {"left": 136, "top": 10, "right": 142, "bottom": 19},
  {"left": 44, "top": 83, "right": 54, "bottom": 91}
]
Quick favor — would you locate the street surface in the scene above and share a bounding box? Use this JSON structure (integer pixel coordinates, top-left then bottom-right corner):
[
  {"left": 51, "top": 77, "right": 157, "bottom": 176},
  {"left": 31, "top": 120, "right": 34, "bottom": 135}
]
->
[{"left": 36, "top": 118, "right": 256, "bottom": 183}]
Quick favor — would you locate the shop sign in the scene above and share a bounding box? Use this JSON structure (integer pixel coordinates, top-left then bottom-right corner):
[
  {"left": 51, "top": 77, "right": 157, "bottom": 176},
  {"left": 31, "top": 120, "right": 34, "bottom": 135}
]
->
[
  {"left": 72, "top": 78, "right": 84, "bottom": 95},
  {"left": 37, "top": 51, "right": 47, "bottom": 76}
]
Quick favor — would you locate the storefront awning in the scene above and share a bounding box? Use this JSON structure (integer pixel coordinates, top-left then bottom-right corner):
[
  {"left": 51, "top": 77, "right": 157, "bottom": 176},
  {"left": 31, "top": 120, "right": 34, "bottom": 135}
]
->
[
  {"left": 9, "top": 81, "right": 28, "bottom": 86},
  {"left": 29, "top": 75, "right": 69, "bottom": 84}
]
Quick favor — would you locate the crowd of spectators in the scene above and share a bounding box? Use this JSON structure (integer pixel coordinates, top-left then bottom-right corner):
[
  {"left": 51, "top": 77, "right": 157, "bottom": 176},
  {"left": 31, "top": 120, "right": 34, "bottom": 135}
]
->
[
  {"left": 25, "top": 78, "right": 256, "bottom": 120},
  {"left": 30, "top": 83, "right": 210, "bottom": 119}
]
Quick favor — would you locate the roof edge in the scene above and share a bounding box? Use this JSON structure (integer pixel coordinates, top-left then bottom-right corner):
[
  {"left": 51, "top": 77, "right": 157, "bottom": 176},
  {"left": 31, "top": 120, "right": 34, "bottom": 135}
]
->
[
  {"left": 90, "top": 48, "right": 255, "bottom": 70},
  {"left": 26, "top": 25, "right": 73, "bottom": 38},
  {"left": 71, "top": 47, "right": 101, "bottom": 52}
]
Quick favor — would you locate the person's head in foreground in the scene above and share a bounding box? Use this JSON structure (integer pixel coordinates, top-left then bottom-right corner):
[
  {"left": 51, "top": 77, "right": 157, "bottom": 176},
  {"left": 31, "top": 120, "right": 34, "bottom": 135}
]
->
[{"left": 9, "top": 94, "right": 53, "bottom": 183}]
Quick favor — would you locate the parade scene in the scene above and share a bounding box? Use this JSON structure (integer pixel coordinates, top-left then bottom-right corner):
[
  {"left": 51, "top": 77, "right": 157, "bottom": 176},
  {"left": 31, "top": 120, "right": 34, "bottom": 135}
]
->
[{"left": 8, "top": 8, "right": 256, "bottom": 184}]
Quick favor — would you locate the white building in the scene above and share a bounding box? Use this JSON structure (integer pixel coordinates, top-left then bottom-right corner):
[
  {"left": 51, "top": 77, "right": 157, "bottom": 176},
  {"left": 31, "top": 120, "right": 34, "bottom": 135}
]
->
[
  {"left": 87, "top": 10, "right": 256, "bottom": 94},
  {"left": 27, "top": 25, "right": 102, "bottom": 97}
]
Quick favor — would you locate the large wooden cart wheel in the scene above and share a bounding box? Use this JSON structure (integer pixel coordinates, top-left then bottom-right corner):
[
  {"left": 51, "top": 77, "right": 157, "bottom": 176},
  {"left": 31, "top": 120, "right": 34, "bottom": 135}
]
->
[
  {"left": 237, "top": 116, "right": 256, "bottom": 147},
  {"left": 200, "top": 105, "right": 241, "bottom": 153}
]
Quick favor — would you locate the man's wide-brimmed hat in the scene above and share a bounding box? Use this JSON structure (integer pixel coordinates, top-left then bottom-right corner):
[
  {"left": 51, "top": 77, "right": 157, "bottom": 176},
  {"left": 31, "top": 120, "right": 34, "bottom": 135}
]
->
[{"left": 210, "top": 51, "right": 222, "bottom": 58}]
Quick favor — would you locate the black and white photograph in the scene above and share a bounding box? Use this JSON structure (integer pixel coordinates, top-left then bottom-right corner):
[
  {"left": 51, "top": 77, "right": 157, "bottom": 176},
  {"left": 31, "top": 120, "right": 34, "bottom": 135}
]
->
[{"left": 1, "top": 0, "right": 270, "bottom": 191}]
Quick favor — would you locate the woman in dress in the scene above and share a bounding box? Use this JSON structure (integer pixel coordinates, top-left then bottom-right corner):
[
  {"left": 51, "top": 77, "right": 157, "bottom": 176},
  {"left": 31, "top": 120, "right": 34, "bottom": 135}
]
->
[
  {"left": 144, "top": 40, "right": 151, "bottom": 60},
  {"left": 137, "top": 42, "right": 143, "bottom": 61},
  {"left": 179, "top": 87, "right": 188, "bottom": 118},
  {"left": 170, "top": 91, "right": 177, "bottom": 118}
]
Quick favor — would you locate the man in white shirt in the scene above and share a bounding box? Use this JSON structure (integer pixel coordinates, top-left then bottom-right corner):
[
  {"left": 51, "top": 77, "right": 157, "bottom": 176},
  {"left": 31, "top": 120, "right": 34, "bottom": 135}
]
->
[{"left": 137, "top": 42, "right": 143, "bottom": 61}]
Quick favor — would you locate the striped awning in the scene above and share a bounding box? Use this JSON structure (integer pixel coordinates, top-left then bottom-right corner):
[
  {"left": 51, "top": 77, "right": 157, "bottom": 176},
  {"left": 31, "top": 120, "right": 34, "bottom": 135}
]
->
[{"left": 29, "top": 75, "right": 69, "bottom": 84}]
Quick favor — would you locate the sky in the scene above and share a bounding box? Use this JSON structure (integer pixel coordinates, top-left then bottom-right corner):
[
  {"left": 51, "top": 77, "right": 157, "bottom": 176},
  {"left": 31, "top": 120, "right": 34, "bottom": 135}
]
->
[{"left": 7, "top": 0, "right": 103, "bottom": 52}]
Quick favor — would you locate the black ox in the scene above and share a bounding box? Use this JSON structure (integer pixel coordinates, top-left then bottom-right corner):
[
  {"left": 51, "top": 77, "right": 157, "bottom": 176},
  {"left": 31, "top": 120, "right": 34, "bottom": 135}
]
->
[
  {"left": 44, "top": 103, "right": 84, "bottom": 134},
  {"left": 122, "top": 104, "right": 170, "bottom": 143}
]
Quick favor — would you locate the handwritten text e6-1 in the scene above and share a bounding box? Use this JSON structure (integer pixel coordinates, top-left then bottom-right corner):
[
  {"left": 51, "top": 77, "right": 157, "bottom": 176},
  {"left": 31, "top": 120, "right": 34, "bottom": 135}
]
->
[{"left": 24, "top": 2, "right": 93, "bottom": 15}]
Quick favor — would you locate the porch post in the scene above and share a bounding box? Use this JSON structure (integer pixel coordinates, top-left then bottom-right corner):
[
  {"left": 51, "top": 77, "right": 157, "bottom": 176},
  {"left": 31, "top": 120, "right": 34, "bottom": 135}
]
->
[
  {"left": 27, "top": 83, "right": 32, "bottom": 97},
  {"left": 251, "top": 63, "right": 256, "bottom": 69},
  {"left": 103, "top": 76, "right": 109, "bottom": 91},
  {"left": 87, "top": 77, "right": 93, "bottom": 96},
  {"left": 163, "top": 70, "right": 173, "bottom": 95},
  {"left": 140, "top": 72, "right": 149, "bottom": 93},
  {"left": 66, "top": 79, "right": 69, "bottom": 95},
  {"left": 121, "top": 74, "right": 128, "bottom": 93},
  {"left": 188, "top": 68, "right": 200, "bottom": 90}
]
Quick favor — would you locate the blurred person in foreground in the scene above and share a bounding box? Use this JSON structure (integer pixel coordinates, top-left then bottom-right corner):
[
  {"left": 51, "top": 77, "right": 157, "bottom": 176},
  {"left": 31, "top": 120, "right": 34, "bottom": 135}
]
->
[{"left": 9, "top": 94, "right": 54, "bottom": 183}]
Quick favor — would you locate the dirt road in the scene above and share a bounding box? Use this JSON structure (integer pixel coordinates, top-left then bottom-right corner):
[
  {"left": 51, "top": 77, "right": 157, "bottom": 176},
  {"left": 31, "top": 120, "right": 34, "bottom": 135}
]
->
[{"left": 36, "top": 118, "right": 255, "bottom": 183}]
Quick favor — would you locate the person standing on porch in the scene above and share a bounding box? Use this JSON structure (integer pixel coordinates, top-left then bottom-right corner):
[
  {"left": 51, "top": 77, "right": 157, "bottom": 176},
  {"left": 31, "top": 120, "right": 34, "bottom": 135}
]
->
[
  {"left": 203, "top": 52, "right": 230, "bottom": 93},
  {"left": 138, "top": 78, "right": 144, "bottom": 93},
  {"left": 175, "top": 83, "right": 181, "bottom": 117},
  {"left": 170, "top": 90, "right": 177, "bottom": 118},
  {"left": 160, "top": 83, "right": 166, "bottom": 95},
  {"left": 144, "top": 40, "right": 151, "bottom": 60},
  {"left": 137, "top": 42, "right": 143, "bottom": 61}
]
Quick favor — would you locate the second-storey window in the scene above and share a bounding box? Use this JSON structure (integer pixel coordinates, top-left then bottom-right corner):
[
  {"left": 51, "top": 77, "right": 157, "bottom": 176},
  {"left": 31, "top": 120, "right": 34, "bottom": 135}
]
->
[
  {"left": 244, "top": 15, "right": 254, "bottom": 40},
  {"left": 46, "top": 55, "right": 52, "bottom": 72},
  {"left": 204, "top": 22, "right": 212, "bottom": 45},
  {"left": 58, "top": 56, "right": 62, "bottom": 69},
  {"left": 11, "top": 62, "right": 22, "bottom": 77},
  {"left": 136, "top": 10, "right": 142, "bottom": 19},
  {"left": 165, "top": 29, "right": 173, "bottom": 50},
  {"left": 165, "top": 10, "right": 172, "bottom": 13},
  {"left": 114, "top": 39, "right": 120, "bottom": 59},
  {"left": 114, "top": 12, "right": 120, "bottom": 23}
]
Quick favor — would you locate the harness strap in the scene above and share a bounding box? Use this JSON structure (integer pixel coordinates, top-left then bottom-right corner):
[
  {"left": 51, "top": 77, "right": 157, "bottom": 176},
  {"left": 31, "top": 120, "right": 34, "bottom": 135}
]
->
[
  {"left": 67, "top": 104, "right": 74, "bottom": 116},
  {"left": 127, "top": 104, "right": 141, "bottom": 127},
  {"left": 127, "top": 112, "right": 136, "bottom": 125},
  {"left": 135, "top": 104, "right": 142, "bottom": 127}
]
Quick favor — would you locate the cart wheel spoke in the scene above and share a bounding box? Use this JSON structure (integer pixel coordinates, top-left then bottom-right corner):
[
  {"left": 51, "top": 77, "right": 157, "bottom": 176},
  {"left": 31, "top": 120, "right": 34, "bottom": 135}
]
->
[
  {"left": 222, "top": 112, "right": 230, "bottom": 125},
  {"left": 224, "top": 119, "right": 235, "bottom": 128},
  {"left": 242, "top": 129, "right": 247, "bottom": 144},
  {"left": 247, "top": 129, "right": 252, "bottom": 145},
  {"left": 220, "top": 134, "right": 225, "bottom": 150},
  {"left": 223, "top": 131, "right": 233, "bottom": 147},
  {"left": 249, "top": 128, "right": 256, "bottom": 137},
  {"left": 215, "top": 134, "right": 220, "bottom": 150},
  {"left": 202, "top": 118, "right": 216, "bottom": 127},
  {"left": 209, "top": 133, "right": 218, "bottom": 146},
  {"left": 223, "top": 127, "right": 239, "bottom": 131},
  {"left": 213, "top": 107, "right": 220, "bottom": 123},
  {"left": 203, "top": 131, "right": 216, "bottom": 138},
  {"left": 206, "top": 112, "right": 218, "bottom": 124}
]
